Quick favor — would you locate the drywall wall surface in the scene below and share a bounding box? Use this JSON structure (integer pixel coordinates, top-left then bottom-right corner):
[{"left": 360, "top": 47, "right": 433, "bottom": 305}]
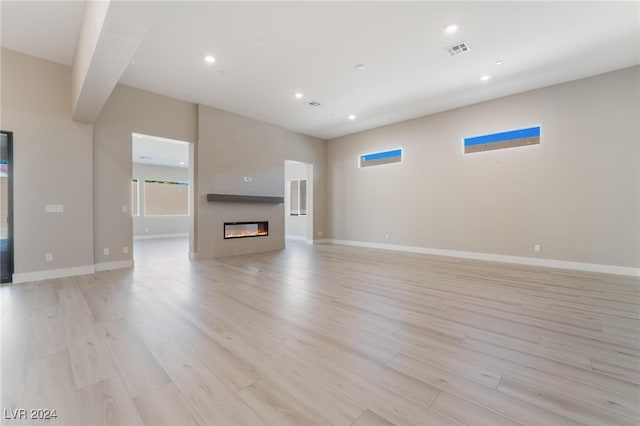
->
[
  {"left": 197, "top": 105, "right": 286, "bottom": 257},
  {"left": 327, "top": 66, "right": 640, "bottom": 268},
  {"left": 94, "top": 84, "right": 197, "bottom": 264},
  {"left": 285, "top": 131, "right": 327, "bottom": 241},
  {"left": 132, "top": 163, "right": 190, "bottom": 237},
  {"left": 0, "top": 48, "right": 94, "bottom": 275}
]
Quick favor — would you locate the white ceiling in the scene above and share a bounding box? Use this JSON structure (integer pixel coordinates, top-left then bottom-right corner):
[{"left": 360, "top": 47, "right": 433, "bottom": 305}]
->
[
  {"left": 2, "top": 1, "right": 639, "bottom": 140},
  {"left": 0, "top": 1, "right": 85, "bottom": 66},
  {"left": 132, "top": 133, "right": 190, "bottom": 169}
]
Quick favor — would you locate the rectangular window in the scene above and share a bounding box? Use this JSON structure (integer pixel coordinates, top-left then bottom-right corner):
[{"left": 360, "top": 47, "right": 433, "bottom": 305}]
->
[
  {"left": 144, "top": 179, "right": 189, "bottom": 216},
  {"left": 132, "top": 178, "right": 139, "bottom": 216},
  {"left": 359, "top": 148, "right": 402, "bottom": 168},
  {"left": 464, "top": 126, "right": 540, "bottom": 154},
  {"left": 289, "top": 179, "right": 307, "bottom": 216}
]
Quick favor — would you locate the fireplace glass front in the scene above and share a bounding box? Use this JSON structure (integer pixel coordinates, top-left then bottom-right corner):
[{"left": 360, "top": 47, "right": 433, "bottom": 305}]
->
[{"left": 224, "top": 221, "right": 268, "bottom": 239}]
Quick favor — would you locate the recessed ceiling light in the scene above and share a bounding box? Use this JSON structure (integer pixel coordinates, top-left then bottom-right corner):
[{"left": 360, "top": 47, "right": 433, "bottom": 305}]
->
[
  {"left": 355, "top": 64, "right": 365, "bottom": 70},
  {"left": 294, "top": 92, "right": 304, "bottom": 99},
  {"left": 204, "top": 55, "right": 216, "bottom": 64},
  {"left": 495, "top": 60, "right": 503, "bottom": 66},
  {"left": 444, "top": 24, "right": 458, "bottom": 34},
  {"left": 480, "top": 75, "right": 491, "bottom": 81},
  {"left": 348, "top": 114, "right": 356, "bottom": 120}
]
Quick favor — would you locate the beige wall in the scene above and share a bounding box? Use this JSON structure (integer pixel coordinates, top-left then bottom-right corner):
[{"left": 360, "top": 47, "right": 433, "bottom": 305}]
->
[
  {"left": 0, "top": 48, "right": 94, "bottom": 276},
  {"left": 197, "top": 105, "right": 285, "bottom": 257},
  {"left": 93, "top": 84, "right": 198, "bottom": 266},
  {"left": 197, "top": 105, "right": 327, "bottom": 257},
  {"left": 327, "top": 66, "right": 640, "bottom": 268}
]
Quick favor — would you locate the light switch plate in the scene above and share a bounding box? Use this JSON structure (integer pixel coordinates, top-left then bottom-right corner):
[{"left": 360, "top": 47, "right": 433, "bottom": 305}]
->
[{"left": 45, "top": 204, "right": 64, "bottom": 213}]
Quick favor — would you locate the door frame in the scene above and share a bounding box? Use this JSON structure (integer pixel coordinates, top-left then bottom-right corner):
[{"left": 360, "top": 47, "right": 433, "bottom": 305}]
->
[{"left": 1, "top": 130, "right": 13, "bottom": 283}]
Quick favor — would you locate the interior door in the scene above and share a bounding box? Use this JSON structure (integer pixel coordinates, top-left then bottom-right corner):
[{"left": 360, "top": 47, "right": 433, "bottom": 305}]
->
[{"left": 1, "top": 131, "right": 13, "bottom": 283}]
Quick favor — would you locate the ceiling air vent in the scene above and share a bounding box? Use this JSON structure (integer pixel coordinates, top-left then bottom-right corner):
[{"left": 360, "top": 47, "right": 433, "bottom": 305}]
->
[
  {"left": 308, "top": 101, "right": 321, "bottom": 107},
  {"left": 445, "top": 42, "right": 470, "bottom": 56}
]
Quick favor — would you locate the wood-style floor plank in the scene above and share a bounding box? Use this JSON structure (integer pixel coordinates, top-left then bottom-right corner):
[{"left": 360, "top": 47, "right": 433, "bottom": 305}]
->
[
  {"left": 19, "top": 351, "right": 84, "bottom": 425},
  {"left": 1, "top": 238, "right": 638, "bottom": 426},
  {"left": 430, "top": 391, "right": 523, "bottom": 426},
  {"left": 99, "top": 318, "right": 171, "bottom": 397},
  {"left": 351, "top": 410, "right": 395, "bottom": 426},
  {"left": 135, "top": 383, "right": 205, "bottom": 426},
  {"left": 64, "top": 318, "right": 118, "bottom": 389},
  {"left": 79, "top": 376, "right": 144, "bottom": 425}
]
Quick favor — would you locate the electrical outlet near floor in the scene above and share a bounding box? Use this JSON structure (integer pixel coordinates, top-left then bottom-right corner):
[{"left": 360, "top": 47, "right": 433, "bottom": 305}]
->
[
  {"left": 45, "top": 253, "right": 53, "bottom": 262},
  {"left": 534, "top": 244, "right": 541, "bottom": 252},
  {"left": 104, "top": 248, "right": 110, "bottom": 256},
  {"left": 385, "top": 234, "right": 390, "bottom": 240},
  {"left": 122, "top": 246, "right": 128, "bottom": 254}
]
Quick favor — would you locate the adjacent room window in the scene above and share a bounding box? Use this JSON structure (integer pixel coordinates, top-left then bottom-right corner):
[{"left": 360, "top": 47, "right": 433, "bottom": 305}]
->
[
  {"left": 132, "top": 178, "right": 139, "bottom": 216},
  {"left": 144, "top": 179, "right": 189, "bottom": 216},
  {"left": 289, "top": 179, "right": 307, "bottom": 216},
  {"left": 464, "top": 125, "right": 541, "bottom": 154},
  {"left": 359, "top": 148, "right": 402, "bottom": 168}
]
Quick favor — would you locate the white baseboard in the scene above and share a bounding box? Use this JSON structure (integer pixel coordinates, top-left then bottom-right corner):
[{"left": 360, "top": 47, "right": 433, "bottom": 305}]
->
[
  {"left": 285, "top": 235, "right": 307, "bottom": 241},
  {"left": 134, "top": 233, "right": 189, "bottom": 240},
  {"left": 326, "top": 239, "right": 640, "bottom": 277},
  {"left": 286, "top": 235, "right": 314, "bottom": 244},
  {"left": 95, "top": 260, "right": 134, "bottom": 272},
  {"left": 313, "top": 239, "right": 332, "bottom": 245},
  {"left": 12, "top": 265, "right": 96, "bottom": 284}
]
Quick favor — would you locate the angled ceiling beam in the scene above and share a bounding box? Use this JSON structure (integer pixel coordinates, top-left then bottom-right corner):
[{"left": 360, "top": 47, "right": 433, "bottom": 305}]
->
[{"left": 71, "top": 1, "right": 152, "bottom": 123}]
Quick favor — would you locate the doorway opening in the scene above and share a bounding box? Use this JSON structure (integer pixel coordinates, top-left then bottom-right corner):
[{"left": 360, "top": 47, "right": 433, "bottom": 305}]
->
[
  {"left": 285, "top": 160, "right": 313, "bottom": 244},
  {"left": 132, "top": 133, "right": 194, "bottom": 265},
  {"left": 1, "top": 131, "right": 13, "bottom": 283}
]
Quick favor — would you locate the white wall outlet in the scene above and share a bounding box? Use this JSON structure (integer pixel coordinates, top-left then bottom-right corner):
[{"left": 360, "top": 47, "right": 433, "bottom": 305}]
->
[
  {"left": 243, "top": 176, "right": 253, "bottom": 182},
  {"left": 145, "top": 228, "right": 149, "bottom": 233},
  {"left": 534, "top": 244, "right": 541, "bottom": 252},
  {"left": 385, "top": 234, "right": 390, "bottom": 240},
  {"left": 317, "top": 230, "right": 323, "bottom": 236},
  {"left": 103, "top": 248, "right": 110, "bottom": 256},
  {"left": 122, "top": 246, "right": 128, "bottom": 254},
  {"left": 122, "top": 205, "right": 128, "bottom": 213},
  {"left": 45, "top": 253, "right": 53, "bottom": 262}
]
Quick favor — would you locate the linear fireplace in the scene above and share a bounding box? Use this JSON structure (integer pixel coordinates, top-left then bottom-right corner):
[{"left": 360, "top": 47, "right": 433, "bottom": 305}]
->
[{"left": 224, "top": 221, "right": 269, "bottom": 239}]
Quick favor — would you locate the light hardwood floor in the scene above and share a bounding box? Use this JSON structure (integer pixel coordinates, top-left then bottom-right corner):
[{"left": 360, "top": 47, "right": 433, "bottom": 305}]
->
[{"left": 1, "top": 238, "right": 639, "bottom": 425}]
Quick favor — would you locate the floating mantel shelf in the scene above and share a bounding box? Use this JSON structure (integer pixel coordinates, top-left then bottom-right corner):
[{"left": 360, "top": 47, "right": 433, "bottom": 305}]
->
[{"left": 206, "top": 194, "right": 284, "bottom": 204}]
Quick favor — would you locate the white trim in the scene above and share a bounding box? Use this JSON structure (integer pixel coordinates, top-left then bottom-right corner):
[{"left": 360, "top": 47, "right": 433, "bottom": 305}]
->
[
  {"left": 326, "top": 239, "right": 640, "bottom": 277},
  {"left": 285, "top": 235, "right": 315, "bottom": 245},
  {"left": 285, "top": 235, "right": 307, "bottom": 241},
  {"left": 189, "top": 251, "right": 199, "bottom": 260},
  {"left": 95, "top": 260, "right": 134, "bottom": 272},
  {"left": 12, "top": 265, "right": 96, "bottom": 284},
  {"left": 134, "top": 233, "right": 189, "bottom": 240},
  {"left": 312, "top": 239, "right": 332, "bottom": 245}
]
